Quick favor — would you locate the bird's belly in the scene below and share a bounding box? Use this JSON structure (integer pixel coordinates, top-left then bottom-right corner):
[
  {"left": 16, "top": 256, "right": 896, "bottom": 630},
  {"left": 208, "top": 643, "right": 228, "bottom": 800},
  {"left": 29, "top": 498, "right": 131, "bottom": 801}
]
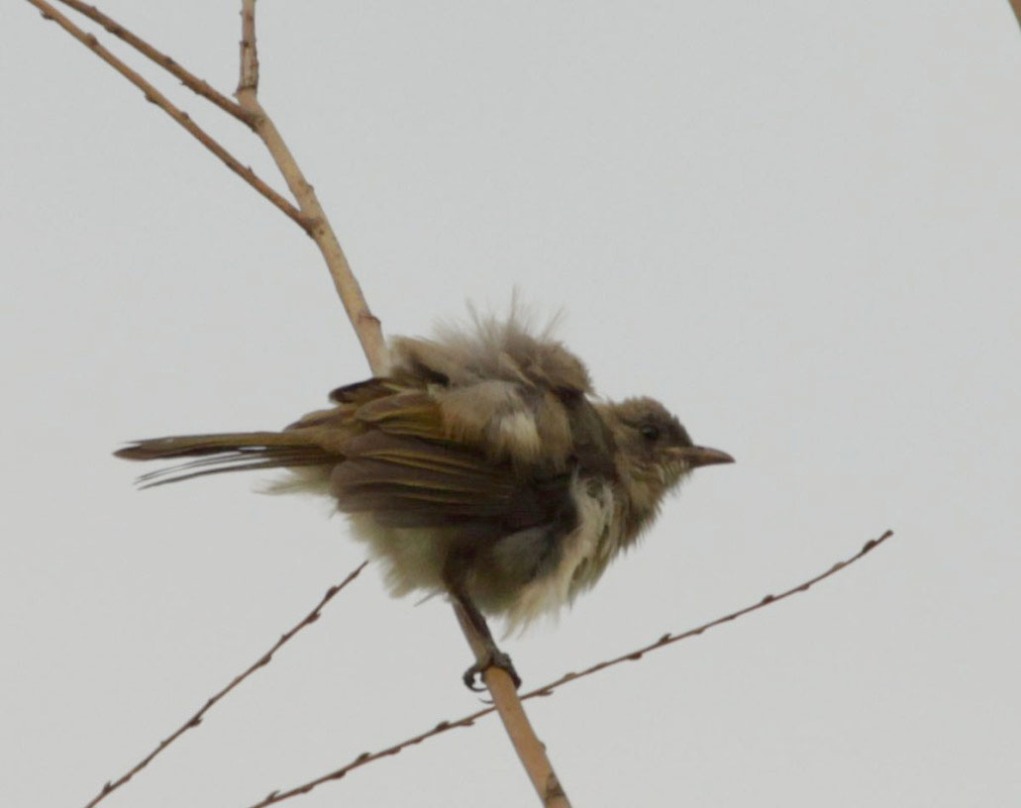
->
[
  {"left": 344, "top": 513, "right": 456, "bottom": 597},
  {"left": 343, "top": 478, "right": 619, "bottom": 631}
]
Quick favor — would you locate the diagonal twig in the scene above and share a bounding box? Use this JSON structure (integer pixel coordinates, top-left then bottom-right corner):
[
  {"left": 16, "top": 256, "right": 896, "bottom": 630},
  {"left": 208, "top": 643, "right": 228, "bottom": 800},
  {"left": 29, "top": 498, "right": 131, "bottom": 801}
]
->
[
  {"left": 244, "top": 531, "right": 893, "bottom": 807},
  {"left": 528, "top": 530, "right": 894, "bottom": 694},
  {"left": 26, "top": 0, "right": 307, "bottom": 229},
  {"left": 54, "top": 0, "right": 248, "bottom": 123},
  {"left": 82, "top": 562, "right": 368, "bottom": 808}
]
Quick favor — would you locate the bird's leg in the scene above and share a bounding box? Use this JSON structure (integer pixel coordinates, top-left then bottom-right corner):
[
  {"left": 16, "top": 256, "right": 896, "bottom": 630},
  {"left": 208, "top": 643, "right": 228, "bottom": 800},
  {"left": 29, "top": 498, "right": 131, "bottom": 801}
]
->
[
  {"left": 451, "top": 589, "right": 521, "bottom": 691},
  {"left": 444, "top": 554, "right": 521, "bottom": 691}
]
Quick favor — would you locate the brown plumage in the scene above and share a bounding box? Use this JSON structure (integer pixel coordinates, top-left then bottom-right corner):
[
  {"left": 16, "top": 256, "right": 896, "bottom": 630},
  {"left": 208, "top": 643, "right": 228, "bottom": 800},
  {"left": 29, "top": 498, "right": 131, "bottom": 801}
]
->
[{"left": 117, "top": 314, "right": 732, "bottom": 685}]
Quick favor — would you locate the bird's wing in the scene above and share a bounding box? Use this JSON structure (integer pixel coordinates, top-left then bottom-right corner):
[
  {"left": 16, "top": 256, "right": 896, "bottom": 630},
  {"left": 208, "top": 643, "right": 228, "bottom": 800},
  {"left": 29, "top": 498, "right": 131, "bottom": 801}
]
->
[
  {"left": 304, "top": 390, "right": 575, "bottom": 532},
  {"left": 119, "top": 349, "right": 614, "bottom": 533}
]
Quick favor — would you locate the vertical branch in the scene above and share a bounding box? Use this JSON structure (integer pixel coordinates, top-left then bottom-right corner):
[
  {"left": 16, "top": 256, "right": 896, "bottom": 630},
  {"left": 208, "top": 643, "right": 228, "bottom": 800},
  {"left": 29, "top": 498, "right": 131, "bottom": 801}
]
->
[
  {"left": 238, "top": 0, "right": 259, "bottom": 91},
  {"left": 234, "top": 0, "right": 387, "bottom": 375}
]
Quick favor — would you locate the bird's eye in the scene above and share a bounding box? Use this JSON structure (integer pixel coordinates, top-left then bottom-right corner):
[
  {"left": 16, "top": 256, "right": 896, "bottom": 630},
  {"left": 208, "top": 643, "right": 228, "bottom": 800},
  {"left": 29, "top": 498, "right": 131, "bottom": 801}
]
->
[{"left": 639, "top": 423, "right": 660, "bottom": 442}]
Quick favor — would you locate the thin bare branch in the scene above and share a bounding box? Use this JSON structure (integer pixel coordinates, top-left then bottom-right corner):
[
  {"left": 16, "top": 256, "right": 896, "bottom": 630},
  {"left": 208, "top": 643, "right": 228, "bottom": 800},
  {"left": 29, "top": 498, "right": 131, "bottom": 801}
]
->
[
  {"left": 530, "top": 530, "right": 894, "bottom": 694},
  {"left": 27, "top": 0, "right": 306, "bottom": 229},
  {"left": 246, "top": 706, "right": 495, "bottom": 808},
  {"left": 234, "top": 0, "right": 387, "bottom": 375},
  {"left": 53, "top": 0, "right": 248, "bottom": 123},
  {"left": 246, "top": 531, "right": 893, "bottom": 807},
  {"left": 82, "top": 563, "right": 368, "bottom": 808}
]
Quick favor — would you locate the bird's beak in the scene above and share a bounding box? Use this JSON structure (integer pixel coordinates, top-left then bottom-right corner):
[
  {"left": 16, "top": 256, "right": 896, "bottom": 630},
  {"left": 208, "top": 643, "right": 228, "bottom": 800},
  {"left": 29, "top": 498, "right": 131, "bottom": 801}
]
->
[{"left": 671, "top": 445, "right": 735, "bottom": 468}]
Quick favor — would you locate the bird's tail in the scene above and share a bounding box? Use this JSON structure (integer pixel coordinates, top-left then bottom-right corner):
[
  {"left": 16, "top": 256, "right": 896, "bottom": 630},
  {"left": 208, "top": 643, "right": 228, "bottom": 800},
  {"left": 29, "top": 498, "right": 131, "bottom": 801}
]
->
[{"left": 115, "top": 431, "right": 339, "bottom": 488}]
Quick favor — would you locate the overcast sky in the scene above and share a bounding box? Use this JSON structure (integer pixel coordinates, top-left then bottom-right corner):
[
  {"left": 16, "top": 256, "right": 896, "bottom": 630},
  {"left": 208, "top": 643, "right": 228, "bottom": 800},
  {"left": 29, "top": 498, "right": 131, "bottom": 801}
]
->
[{"left": 3, "top": 2, "right": 1020, "bottom": 807}]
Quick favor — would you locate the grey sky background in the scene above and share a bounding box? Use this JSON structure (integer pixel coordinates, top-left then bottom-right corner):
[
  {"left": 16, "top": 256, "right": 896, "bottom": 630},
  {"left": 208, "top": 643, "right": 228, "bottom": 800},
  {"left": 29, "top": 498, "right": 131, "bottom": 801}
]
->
[{"left": 3, "top": 2, "right": 1020, "bottom": 806}]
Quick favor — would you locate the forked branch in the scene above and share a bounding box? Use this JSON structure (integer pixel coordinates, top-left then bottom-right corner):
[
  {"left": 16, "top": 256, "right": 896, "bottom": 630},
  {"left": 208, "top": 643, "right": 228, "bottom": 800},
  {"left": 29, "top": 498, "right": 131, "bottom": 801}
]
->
[
  {"left": 26, "top": 0, "right": 304, "bottom": 227},
  {"left": 29, "top": 0, "right": 386, "bottom": 373},
  {"left": 29, "top": 0, "right": 556, "bottom": 804},
  {"left": 47, "top": 0, "right": 248, "bottom": 122}
]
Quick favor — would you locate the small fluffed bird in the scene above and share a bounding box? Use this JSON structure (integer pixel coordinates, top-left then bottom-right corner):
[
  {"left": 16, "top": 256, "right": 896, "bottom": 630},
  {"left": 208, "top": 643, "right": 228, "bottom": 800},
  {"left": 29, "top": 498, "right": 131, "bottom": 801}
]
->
[{"left": 117, "top": 314, "right": 733, "bottom": 687}]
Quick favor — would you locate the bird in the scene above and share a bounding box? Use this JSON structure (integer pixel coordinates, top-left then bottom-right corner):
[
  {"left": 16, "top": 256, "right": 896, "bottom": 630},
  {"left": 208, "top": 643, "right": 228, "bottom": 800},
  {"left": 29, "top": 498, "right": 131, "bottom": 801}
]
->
[{"left": 116, "top": 312, "right": 733, "bottom": 688}]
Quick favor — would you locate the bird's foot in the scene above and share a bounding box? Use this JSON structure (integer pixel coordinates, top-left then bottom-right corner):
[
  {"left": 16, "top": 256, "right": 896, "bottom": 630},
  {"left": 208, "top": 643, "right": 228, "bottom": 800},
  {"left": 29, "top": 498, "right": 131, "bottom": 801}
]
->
[{"left": 462, "top": 647, "right": 521, "bottom": 691}]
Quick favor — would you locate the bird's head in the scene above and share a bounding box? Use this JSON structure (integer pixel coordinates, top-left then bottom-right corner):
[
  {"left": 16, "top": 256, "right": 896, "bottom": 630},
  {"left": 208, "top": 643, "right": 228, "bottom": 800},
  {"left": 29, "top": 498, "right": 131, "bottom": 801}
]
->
[{"left": 601, "top": 397, "right": 733, "bottom": 529}]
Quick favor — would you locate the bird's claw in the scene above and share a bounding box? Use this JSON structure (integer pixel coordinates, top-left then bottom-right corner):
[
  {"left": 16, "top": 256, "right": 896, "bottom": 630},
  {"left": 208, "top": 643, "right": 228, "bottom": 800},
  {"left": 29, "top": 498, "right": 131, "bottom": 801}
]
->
[{"left": 462, "top": 648, "right": 521, "bottom": 691}]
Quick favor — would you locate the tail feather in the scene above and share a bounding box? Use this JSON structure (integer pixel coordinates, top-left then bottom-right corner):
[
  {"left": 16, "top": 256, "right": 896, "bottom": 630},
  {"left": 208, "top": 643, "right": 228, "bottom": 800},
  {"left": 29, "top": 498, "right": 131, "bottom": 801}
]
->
[
  {"left": 115, "top": 431, "right": 299, "bottom": 460},
  {"left": 115, "top": 432, "right": 340, "bottom": 488}
]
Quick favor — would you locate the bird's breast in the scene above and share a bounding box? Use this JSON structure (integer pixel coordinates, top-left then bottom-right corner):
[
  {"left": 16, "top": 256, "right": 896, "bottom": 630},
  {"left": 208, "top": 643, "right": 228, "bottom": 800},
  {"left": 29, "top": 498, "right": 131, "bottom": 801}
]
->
[{"left": 497, "top": 474, "right": 621, "bottom": 631}]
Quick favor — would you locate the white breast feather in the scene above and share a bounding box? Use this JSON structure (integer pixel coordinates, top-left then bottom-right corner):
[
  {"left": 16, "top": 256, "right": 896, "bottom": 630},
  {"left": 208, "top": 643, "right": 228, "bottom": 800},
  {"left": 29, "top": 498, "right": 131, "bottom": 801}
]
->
[{"left": 503, "top": 477, "right": 618, "bottom": 632}]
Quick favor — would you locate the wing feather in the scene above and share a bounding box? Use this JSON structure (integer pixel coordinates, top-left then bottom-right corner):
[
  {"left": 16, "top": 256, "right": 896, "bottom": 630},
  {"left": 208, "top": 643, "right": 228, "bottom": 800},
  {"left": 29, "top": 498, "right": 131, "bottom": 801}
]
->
[{"left": 118, "top": 321, "right": 603, "bottom": 540}]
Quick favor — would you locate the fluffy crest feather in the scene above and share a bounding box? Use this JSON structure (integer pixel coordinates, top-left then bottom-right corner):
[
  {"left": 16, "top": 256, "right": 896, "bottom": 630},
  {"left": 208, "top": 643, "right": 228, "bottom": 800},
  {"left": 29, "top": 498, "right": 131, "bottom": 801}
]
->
[
  {"left": 387, "top": 309, "right": 593, "bottom": 468},
  {"left": 390, "top": 306, "right": 592, "bottom": 395}
]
